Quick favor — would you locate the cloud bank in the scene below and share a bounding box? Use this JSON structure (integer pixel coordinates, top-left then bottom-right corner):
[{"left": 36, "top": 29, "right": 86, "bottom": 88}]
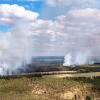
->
[
  {"left": 0, "top": 4, "right": 38, "bottom": 24},
  {"left": 0, "top": 2, "right": 100, "bottom": 74},
  {"left": 46, "top": 0, "right": 95, "bottom": 7},
  {"left": 36, "top": 7, "right": 100, "bottom": 65}
]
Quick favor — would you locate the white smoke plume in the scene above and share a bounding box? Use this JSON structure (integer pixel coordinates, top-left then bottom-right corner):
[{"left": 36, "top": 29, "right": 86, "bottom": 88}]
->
[
  {"left": 1, "top": 3, "right": 100, "bottom": 75},
  {"left": 63, "top": 52, "right": 94, "bottom": 66},
  {"left": 0, "top": 4, "right": 39, "bottom": 75},
  {"left": 0, "top": 23, "right": 35, "bottom": 75}
]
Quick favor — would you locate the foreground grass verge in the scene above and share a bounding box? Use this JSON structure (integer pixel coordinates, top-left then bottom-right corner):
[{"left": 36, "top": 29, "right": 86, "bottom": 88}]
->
[{"left": 0, "top": 75, "right": 98, "bottom": 100}]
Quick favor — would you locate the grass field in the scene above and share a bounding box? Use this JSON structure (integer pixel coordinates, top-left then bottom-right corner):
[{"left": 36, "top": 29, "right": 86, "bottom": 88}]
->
[
  {"left": 73, "top": 64, "right": 100, "bottom": 73},
  {"left": 49, "top": 72, "right": 100, "bottom": 78},
  {"left": 0, "top": 64, "right": 100, "bottom": 100},
  {"left": 0, "top": 75, "right": 97, "bottom": 100}
]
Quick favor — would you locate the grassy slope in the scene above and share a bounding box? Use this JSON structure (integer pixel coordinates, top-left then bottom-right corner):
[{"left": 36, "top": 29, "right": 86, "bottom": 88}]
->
[
  {"left": 73, "top": 64, "right": 100, "bottom": 73},
  {"left": 0, "top": 76, "right": 95, "bottom": 100},
  {"left": 0, "top": 64, "right": 100, "bottom": 100}
]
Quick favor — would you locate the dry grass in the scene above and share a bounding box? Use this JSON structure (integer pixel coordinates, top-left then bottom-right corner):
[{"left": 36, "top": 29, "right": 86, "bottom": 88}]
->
[
  {"left": 49, "top": 72, "right": 100, "bottom": 78},
  {"left": 0, "top": 76, "right": 94, "bottom": 100}
]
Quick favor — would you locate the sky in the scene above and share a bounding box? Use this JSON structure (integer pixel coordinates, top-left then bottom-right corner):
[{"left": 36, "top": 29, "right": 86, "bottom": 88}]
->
[
  {"left": 1, "top": 0, "right": 100, "bottom": 74},
  {"left": 0, "top": 0, "right": 100, "bottom": 56}
]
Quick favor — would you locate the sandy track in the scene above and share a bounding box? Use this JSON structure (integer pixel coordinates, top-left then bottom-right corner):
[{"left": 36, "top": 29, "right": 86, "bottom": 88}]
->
[{"left": 47, "top": 72, "right": 100, "bottom": 78}]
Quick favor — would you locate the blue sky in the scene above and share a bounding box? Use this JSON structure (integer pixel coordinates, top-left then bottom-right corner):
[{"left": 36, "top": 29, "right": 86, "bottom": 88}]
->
[
  {"left": 0, "top": 0, "right": 44, "bottom": 13},
  {"left": 0, "top": 24, "right": 10, "bottom": 32},
  {"left": 0, "top": 0, "right": 100, "bottom": 57},
  {"left": 0, "top": 0, "right": 43, "bottom": 23},
  {"left": 0, "top": 0, "right": 100, "bottom": 20},
  {"left": 0, "top": 0, "right": 44, "bottom": 32},
  {"left": 0, "top": 0, "right": 100, "bottom": 69},
  {"left": 0, "top": 0, "right": 100, "bottom": 18},
  {"left": 0, "top": 1, "right": 100, "bottom": 74},
  {"left": 0, "top": 0, "right": 100, "bottom": 32}
]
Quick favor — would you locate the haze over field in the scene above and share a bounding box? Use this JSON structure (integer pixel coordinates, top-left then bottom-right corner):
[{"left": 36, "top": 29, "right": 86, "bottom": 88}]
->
[{"left": 0, "top": 0, "right": 100, "bottom": 75}]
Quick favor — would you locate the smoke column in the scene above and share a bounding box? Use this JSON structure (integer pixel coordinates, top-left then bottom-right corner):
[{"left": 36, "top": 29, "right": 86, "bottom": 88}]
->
[
  {"left": 0, "top": 4, "right": 40, "bottom": 76},
  {"left": 1, "top": 4, "right": 100, "bottom": 75},
  {"left": 0, "top": 22, "right": 35, "bottom": 75},
  {"left": 63, "top": 52, "right": 94, "bottom": 67}
]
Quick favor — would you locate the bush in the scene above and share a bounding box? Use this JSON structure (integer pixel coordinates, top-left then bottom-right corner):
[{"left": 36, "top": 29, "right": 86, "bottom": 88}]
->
[{"left": 86, "top": 96, "right": 92, "bottom": 100}]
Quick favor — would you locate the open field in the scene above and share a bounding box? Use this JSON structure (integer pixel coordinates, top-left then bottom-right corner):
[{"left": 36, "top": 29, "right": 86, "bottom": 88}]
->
[
  {"left": 0, "top": 71, "right": 77, "bottom": 79},
  {"left": 0, "top": 75, "right": 97, "bottom": 100},
  {"left": 26, "top": 63, "right": 100, "bottom": 74},
  {"left": 48, "top": 72, "right": 100, "bottom": 78},
  {"left": 0, "top": 64, "right": 100, "bottom": 100},
  {"left": 73, "top": 64, "right": 100, "bottom": 73}
]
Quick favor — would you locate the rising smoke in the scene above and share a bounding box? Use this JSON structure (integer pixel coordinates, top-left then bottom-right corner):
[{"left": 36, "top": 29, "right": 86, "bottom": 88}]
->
[
  {"left": 0, "top": 4, "right": 40, "bottom": 75},
  {"left": 63, "top": 52, "right": 94, "bottom": 67},
  {"left": 0, "top": 4, "right": 100, "bottom": 75},
  {"left": 0, "top": 22, "right": 35, "bottom": 75}
]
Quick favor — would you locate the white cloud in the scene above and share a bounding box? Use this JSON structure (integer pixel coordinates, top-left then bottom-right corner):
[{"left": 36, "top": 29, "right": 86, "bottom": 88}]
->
[
  {"left": 46, "top": 0, "right": 95, "bottom": 7},
  {"left": 0, "top": 4, "right": 39, "bottom": 24},
  {"left": 33, "top": 7, "right": 100, "bottom": 64},
  {"left": 1, "top": 4, "right": 100, "bottom": 74},
  {"left": 67, "top": 8, "right": 100, "bottom": 19},
  {"left": 55, "top": 8, "right": 100, "bottom": 64}
]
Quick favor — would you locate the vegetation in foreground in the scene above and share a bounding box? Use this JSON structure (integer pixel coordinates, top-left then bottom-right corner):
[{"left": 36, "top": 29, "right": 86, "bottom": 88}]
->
[
  {"left": 0, "top": 65, "right": 100, "bottom": 100},
  {"left": 0, "top": 75, "right": 99, "bottom": 100}
]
